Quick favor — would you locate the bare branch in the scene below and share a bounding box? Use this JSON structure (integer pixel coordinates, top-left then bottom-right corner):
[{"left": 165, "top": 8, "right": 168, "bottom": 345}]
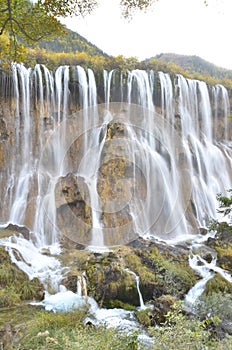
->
[
  {"left": 0, "top": 17, "right": 10, "bottom": 35},
  {"left": 0, "top": 8, "right": 8, "bottom": 13}
]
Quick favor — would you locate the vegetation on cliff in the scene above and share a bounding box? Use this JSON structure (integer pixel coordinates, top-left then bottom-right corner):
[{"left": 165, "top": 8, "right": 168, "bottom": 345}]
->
[{"left": 0, "top": 245, "right": 44, "bottom": 307}]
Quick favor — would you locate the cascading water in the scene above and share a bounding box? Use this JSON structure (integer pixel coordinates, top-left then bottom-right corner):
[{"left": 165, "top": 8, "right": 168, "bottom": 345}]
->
[
  {"left": 125, "top": 268, "right": 146, "bottom": 309},
  {"left": 9, "top": 64, "right": 33, "bottom": 224},
  {"left": 176, "top": 75, "right": 232, "bottom": 228},
  {"left": 0, "top": 64, "right": 232, "bottom": 298}
]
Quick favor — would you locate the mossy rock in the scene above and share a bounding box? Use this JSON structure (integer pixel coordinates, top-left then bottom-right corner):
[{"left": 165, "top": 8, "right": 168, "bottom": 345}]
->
[
  {"left": 207, "top": 225, "right": 232, "bottom": 272},
  {"left": 204, "top": 274, "right": 232, "bottom": 295},
  {"left": 135, "top": 308, "right": 154, "bottom": 327},
  {"left": 85, "top": 258, "right": 140, "bottom": 307},
  {"left": 0, "top": 247, "right": 44, "bottom": 307},
  {"left": 104, "top": 299, "right": 136, "bottom": 311},
  {"left": 59, "top": 238, "right": 197, "bottom": 311},
  {"left": 123, "top": 251, "right": 157, "bottom": 301},
  {"left": 214, "top": 244, "right": 232, "bottom": 271},
  {"left": 126, "top": 240, "right": 197, "bottom": 299},
  {"left": 152, "top": 294, "right": 177, "bottom": 325}
]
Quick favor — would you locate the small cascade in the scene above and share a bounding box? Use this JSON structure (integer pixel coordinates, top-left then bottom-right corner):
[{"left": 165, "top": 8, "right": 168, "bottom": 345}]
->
[
  {"left": 125, "top": 268, "right": 146, "bottom": 309},
  {"left": 186, "top": 250, "right": 232, "bottom": 305},
  {"left": 185, "top": 252, "right": 215, "bottom": 305},
  {"left": 77, "top": 272, "right": 87, "bottom": 297},
  {"left": 185, "top": 233, "right": 232, "bottom": 306},
  {"left": 0, "top": 235, "right": 63, "bottom": 291}
]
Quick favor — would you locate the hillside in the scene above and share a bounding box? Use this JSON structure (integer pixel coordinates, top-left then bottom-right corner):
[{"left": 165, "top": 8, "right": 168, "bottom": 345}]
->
[
  {"left": 149, "top": 53, "right": 232, "bottom": 80},
  {"left": 21, "top": 28, "right": 108, "bottom": 57}
]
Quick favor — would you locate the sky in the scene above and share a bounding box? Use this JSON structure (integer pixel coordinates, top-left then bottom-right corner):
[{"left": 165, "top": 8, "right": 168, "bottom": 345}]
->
[{"left": 61, "top": 0, "right": 232, "bottom": 70}]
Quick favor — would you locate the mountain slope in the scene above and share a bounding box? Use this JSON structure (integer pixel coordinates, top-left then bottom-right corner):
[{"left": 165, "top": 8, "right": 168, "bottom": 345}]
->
[
  {"left": 149, "top": 53, "right": 232, "bottom": 80},
  {"left": 24, "top": 28, "right": 108, "bottom": 57}
]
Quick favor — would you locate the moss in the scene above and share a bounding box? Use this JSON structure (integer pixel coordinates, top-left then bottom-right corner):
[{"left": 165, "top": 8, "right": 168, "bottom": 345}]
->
[
  {"left": 104, "top": 299, "right": 136, "bottom": 311},
  {"left": 204, "top": 274, "right": 232, "bottom": 295},
  {"left": 214, "top": 244, "right": 232, "bottom": 271},
  {"left": 86, "top": 261, "right": 139, "bottom": 307},
  {"left": 0, "top": 246, "right": 44, "bottom": 306},
  {"left": 133, "top": 246, "right": 196, "bottom": 298},
  {"left": 124, "top": 252, "right": 157, "bottom": 285},
  {"left": 135, "top": 308, "right": 153, "bottom": 327},
  {"left": 59, "top": 241, "right": 196, "bottom": 311}
]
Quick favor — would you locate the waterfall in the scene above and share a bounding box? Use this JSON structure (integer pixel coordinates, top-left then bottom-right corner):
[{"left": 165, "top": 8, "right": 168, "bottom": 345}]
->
[
  {"left": 79, "top": 122, "right": 110, "bottom": 251},
  {"left": 9, "top": 64, "right": 33, "bottom": 224},
  {"left": 212, "top": 84, "right": 230, "bottom": 141},
  {"left": 125, "top": 268, "right": 146, "bottom": 309},
  {"left": 0, "top": 64, "right": 231, "bottom": 250},
  {"left": 177, "top": 76, "right": 232, "bottom": 228}
]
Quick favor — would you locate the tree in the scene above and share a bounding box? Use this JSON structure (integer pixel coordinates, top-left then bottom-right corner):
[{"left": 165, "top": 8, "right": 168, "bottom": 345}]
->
[{"left": 0, "top": 0, "right": 64, "bottom": 58}]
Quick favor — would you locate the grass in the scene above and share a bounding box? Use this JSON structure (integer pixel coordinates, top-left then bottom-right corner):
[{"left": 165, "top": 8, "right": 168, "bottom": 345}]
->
[
  {"left": 15, "top": 309, "right": 140, "bottom": 350},
  {"left": 11, "top": 302, "right": 232, "bottom": 350}
]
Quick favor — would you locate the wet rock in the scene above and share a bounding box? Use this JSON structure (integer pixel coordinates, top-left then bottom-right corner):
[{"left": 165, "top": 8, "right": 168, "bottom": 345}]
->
[
  {"left": 40, "top": 248, "right": 51, "bottom": 256},
  {"left": 55, "top": 173, "right": 88, "bottom": 207},
  {"left": 61, "top": 277, "right": 76, "bottom": 293},
  {"left": 55, "top": 173, "right": 92, "bottom": 247},
  {"left": 191, "top": 245, "right": 216, "bottom": 263},
  {"left": 106, "top": 121, "right": 126, "bottom": 140},
  {"left": 3, "top": 224, "right": 30, "bottom": 240},
  {"left": 0, "top": 117, "right": 9, "bottom": 140},
  {"left": 199, "top": 227, "right": 208, "bottom": 235}
]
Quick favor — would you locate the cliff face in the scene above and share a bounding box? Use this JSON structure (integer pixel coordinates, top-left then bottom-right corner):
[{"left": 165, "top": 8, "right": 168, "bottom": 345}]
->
[{"left": 0, "top": 65, "right": 231, "bottom": 249}]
